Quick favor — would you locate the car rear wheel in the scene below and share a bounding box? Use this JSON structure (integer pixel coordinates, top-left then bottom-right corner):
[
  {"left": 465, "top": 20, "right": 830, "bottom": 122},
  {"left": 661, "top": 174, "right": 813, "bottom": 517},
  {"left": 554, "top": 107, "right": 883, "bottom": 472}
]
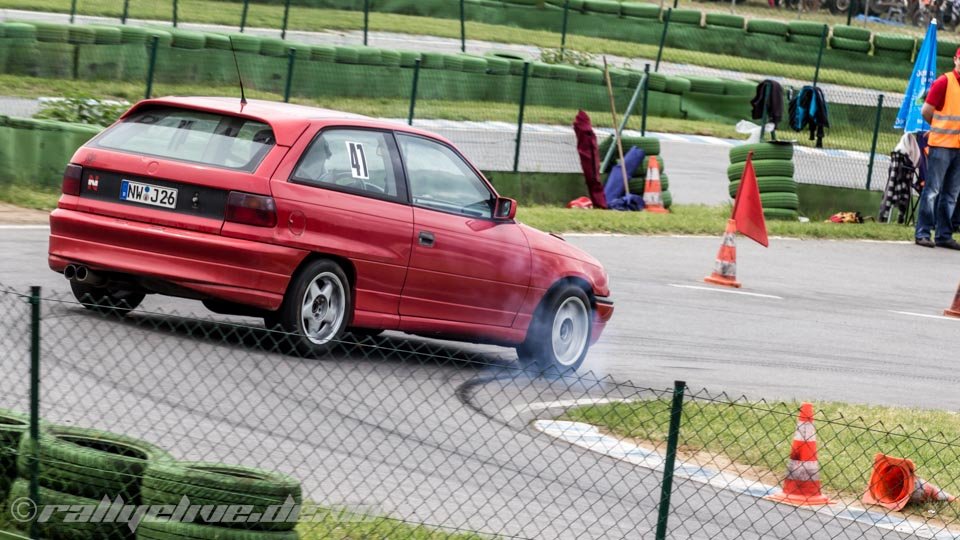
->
[
  {"left": 518, "top": 285, "right": 592, "bottom": 374},
  {"left": 70, "top": 282, "right": 145, "bottom": 316},
  {"left": 268, "top": 259, "right": 351, "bottom": 356}
]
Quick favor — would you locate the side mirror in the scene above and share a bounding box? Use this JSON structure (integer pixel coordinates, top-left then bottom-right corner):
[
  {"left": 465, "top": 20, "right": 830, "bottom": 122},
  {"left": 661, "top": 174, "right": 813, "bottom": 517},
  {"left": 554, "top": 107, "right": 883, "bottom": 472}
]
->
[{"left": 494, "top": 197, "right": 517, "bottom": 221}]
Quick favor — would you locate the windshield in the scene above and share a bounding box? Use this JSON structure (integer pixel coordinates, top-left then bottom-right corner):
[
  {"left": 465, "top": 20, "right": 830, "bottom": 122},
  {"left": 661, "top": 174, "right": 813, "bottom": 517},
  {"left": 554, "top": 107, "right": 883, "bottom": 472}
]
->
[{"left": 94, "top": 106, "right": 276, "bottom": 172}]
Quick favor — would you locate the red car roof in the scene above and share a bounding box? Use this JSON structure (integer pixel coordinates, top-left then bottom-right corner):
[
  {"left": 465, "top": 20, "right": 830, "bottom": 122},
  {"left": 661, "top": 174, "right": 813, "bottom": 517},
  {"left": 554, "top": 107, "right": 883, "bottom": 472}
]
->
[{"left": 124, "top": 96, "right": 455, "bottom": 147}]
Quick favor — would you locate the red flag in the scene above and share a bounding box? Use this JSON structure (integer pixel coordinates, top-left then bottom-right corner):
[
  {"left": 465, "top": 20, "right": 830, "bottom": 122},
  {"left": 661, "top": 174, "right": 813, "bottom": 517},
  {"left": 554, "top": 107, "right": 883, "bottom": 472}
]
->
[{"left": 732, "top": 152, "right": 769, "bottom": 247}]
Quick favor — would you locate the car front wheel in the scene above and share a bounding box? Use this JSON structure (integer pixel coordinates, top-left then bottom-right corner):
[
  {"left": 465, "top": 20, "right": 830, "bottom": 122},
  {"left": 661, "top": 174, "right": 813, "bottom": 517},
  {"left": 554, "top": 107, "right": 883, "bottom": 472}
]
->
[
  {"left": 518, "top": 285, "right": 592, "bottom": 374},
  {"left": 268, "top": 259, "right": 352, "bottom": 356}
]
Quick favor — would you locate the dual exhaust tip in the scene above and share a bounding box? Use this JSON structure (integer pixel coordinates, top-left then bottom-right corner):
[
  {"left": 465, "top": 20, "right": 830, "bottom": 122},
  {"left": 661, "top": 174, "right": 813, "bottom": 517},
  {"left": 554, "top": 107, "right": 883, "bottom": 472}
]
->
[{"left": 63, "top": 264, "right": 106, "bottom": 286}]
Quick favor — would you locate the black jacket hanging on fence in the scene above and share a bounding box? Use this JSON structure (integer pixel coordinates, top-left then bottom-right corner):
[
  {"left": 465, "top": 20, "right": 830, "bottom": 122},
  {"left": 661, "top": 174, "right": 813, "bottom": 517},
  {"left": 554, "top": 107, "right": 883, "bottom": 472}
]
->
[
  {"left": 878, "top": 151, "right": 916, "bottom": 224},
  {"left": 788, "top": 86, "right": 830, "bottom": 148},
  {"left": 750, "top": 80, "right": 784, "bottom": 127}
]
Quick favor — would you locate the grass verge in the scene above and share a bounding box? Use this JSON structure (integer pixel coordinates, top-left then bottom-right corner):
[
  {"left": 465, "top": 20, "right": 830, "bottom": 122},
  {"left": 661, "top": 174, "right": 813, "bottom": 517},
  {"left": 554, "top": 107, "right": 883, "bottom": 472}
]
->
[
  {"left": 562, "top": 398, "right": 960, "bottom": 521},
  {"left": 297, "top": 506, "right": 485, "bottom": 539},
  {"left": 0, "top": 0, "right": 905, "bottom": 93},
  {"left": 517, "top": 205, "right": 913, "bottom": 240}
]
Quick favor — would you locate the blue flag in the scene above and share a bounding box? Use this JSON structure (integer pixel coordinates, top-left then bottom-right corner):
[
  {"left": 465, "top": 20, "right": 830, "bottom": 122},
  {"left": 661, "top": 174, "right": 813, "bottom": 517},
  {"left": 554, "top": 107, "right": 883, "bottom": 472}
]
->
[{"left": 895, "top": 21, "right": 938, "bottom": 132}]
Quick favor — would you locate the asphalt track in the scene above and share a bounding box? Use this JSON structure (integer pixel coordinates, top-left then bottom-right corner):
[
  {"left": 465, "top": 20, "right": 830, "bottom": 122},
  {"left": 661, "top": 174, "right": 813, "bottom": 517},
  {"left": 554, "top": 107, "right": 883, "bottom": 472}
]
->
[{"left": 0, "top": 228, "right": 954, "bottom": 539}]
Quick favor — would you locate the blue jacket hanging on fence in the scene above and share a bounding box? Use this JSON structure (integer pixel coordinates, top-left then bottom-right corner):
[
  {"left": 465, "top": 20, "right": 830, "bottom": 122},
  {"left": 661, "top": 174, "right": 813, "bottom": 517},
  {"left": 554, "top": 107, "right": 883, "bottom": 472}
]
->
[
  {"left": 604, "top": 146, "right": 645, "bottom": 211},
  {"left": 788, "top": 86, "right": 829, "bottom": 148}
]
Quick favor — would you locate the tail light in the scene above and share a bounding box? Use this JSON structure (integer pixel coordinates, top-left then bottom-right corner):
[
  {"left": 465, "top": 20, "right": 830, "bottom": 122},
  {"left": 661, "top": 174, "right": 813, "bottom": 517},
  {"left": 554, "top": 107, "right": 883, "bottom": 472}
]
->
[
  {"left": 225, "top": 191, "right": 277, "bottom": 227},
  {"left": 62, "top": 164, "right": 82, "bottom": 196}
]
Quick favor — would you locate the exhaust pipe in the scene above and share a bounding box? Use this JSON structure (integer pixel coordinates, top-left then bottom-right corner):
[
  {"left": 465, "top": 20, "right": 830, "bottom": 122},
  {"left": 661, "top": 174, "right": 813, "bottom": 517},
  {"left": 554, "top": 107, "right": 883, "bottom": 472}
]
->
[
  {"left": 63, "top": 264, "right": 77, "bottom": 280},
  {"left": 74, "top": 266, "right": 107, "bottom": 287}
]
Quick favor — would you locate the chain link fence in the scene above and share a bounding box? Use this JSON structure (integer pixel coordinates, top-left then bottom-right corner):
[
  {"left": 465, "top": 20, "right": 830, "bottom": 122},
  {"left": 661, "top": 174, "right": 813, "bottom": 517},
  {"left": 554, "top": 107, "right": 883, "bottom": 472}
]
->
[{"left": 0, "top": 284, "right": 957, "bottom": 538}]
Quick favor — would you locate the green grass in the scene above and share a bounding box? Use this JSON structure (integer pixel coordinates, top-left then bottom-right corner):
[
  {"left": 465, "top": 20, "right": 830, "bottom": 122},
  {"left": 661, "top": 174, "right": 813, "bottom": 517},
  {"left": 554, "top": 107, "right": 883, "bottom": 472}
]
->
[
  {"left": 0, "top": 0, "right": 907, "bottom": 93},
  {"left": 518, "top": 205, "right": 914, "bottom": 240},
  {"left": 0, "top": 185, "right": 61, "bottom": 210},
  {"left": 297, "top": 506, "right": 485, "bottom": 539},
  {"left": 563, "top": 399, "right": 960, "bottom": 519}
]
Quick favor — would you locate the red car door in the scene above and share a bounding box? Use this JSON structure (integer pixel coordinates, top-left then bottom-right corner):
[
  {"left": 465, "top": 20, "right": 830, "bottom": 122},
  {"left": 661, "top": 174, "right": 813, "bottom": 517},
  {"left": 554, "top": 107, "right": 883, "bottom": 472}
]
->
[
  {"left": 270, "top": 126, "right": 413, "bottom": 330},
  {"left": 395, "top": 133, "right": 531, "bottom": 328}
]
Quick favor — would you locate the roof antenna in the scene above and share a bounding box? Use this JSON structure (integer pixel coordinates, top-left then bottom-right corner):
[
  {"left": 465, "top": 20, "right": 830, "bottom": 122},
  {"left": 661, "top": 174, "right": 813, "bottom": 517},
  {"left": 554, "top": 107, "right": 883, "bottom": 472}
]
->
[{"left": 228, "top": 37, "right": 247, "bottom": 107}]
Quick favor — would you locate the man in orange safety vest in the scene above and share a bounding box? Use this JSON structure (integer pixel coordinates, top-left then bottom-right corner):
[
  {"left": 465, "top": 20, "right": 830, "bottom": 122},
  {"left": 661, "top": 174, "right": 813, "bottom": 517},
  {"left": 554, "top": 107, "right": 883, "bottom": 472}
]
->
[{"left": 919, "top": 48, "right": 960, "bottom": 249}]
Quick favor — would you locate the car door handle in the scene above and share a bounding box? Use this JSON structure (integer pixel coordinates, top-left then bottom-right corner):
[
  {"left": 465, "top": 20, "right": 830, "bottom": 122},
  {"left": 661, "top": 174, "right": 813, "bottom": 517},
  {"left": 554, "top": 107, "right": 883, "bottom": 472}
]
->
[{"left": 418, "top": 231, "right": 435, "bottom": 247}]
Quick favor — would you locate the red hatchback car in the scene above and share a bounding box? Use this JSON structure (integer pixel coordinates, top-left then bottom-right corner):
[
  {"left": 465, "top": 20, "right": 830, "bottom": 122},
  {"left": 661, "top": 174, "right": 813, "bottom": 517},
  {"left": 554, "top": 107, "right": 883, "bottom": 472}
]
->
[{"left": 48, "top": 97, "right": 613, "bottom": 371}]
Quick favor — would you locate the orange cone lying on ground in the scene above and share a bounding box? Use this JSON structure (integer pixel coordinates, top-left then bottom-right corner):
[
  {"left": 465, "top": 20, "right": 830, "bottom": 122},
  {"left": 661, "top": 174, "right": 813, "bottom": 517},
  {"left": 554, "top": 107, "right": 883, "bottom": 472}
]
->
[
  {"left": 944, "top": 280, "right": 960, "bottom": 318},
  {"left": 643, "top": 156, "right": 669, "bottom": 214},
  {"left": 704, "top": 219, "right": 741, "bottom": 288},
  {"left": 766, "top": 402, "right": 834, "bottom": 506},
  {"left": 862, "top": 453, "right": 956, "bottom": 511}
]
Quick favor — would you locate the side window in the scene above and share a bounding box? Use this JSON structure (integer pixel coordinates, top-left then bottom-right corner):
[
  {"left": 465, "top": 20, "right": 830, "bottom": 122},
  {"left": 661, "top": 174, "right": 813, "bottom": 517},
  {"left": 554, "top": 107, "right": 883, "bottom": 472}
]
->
[
  {"left": 291, "top": 129, "right": 399, "bottom": 199},
  {"left": 397, "top": 134, "right": 493, "bottom": 218}
]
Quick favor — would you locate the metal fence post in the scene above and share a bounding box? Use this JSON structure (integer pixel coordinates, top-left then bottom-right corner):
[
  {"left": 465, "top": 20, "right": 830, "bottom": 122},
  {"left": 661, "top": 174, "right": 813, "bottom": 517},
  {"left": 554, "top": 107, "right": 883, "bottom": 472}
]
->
[
  {"left": 173, "top": 0, "right": 178, "bottom": 27},
  {"left": 121, "top": 0, "right": 130, "bottom": 24},
  {"left": 460, "top": 0, "right": 466, "bottom": 53},
  {"left": 407, "top": 58, "right": 421, "bottom": 126},
  {"left": 282, "top": 0, "right": 291, "bottom": 40},
  {"left": 866, "top": 93, "right": 885, "bottom": 191},
  {"left": 655, "top": 380, "right": 686, "bottom": 540},
  {"left": 759, "top": 83, "right": 771, "bottom": 142},
  {"left": 28, "top": 286, "right": 41, "bottom": 540},
  {"left": 846, "top": 0, "right": 855, "bottom": 25},
  {"left": 240, "top": 0, "right": 250, "bottom": 32},
  {"left": 641, "top": 63, "right": 650, "bottom": 136},
  {"left": 601, "top": 73, "right": 650, "bottom": 172},
  {"left": 813, "top": 25, "right": 827, "bottom": 88},
  {"left": 283, "top": 48, "right": 296, "bottom": 103},
  {"left": 363, "top": 0, "right": 370, "bottom": 45},
  {"left": 655, "top": 8, "right": 672, "bottom": 72},
  {"left": 672, "top": 0, "right": 678, "bottom": 7},
  {"left": 145, "top": 36, "right": 159, "bottom": 99},
  {"left": 560, "top": 0, "right": 570, "bottom": 61},
  {"left": 512, "top": 61, "right": 531, "bottom": 173},
  {"left": 69, "top": 0, "right": 77, "bottom": 24}
]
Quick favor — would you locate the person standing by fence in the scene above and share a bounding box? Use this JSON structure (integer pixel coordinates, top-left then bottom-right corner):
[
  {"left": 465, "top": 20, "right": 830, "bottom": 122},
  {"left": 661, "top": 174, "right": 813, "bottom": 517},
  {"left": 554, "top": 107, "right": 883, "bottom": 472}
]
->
[{"left": 918, "top": 48, "right": 960, "bottom": 249}]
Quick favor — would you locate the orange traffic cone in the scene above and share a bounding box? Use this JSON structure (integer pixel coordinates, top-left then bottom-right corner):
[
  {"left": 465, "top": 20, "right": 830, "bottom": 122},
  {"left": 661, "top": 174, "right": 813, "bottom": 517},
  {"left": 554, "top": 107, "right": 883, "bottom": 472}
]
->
[
  {"left": 643, "top": 157, "right": 669, "bottom": 214},
  {"left": 862, "top": 454, "right": 956, "bottom": 511},
  {"left": 766, "top": 402, "right": 834, "bottom": 506},
  {"left": 944, "top": 280, "right": 960, "bottom": 318},
  {"left": 704, "top": 219, "right": 741, "bottom": 288}
]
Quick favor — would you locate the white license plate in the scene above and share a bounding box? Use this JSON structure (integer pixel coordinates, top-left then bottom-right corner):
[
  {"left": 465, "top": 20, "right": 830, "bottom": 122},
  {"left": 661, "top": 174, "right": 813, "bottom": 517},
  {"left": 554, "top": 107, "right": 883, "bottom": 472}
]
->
[{"left": 120, "top": 180, "right": 178, "bottom": 209}]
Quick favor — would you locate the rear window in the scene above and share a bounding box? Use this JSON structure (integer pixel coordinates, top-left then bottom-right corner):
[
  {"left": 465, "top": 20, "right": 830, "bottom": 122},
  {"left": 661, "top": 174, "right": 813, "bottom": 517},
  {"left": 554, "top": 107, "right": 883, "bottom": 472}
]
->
[{"left": 94, "top": 106, "right": 276, "bottom": 172}]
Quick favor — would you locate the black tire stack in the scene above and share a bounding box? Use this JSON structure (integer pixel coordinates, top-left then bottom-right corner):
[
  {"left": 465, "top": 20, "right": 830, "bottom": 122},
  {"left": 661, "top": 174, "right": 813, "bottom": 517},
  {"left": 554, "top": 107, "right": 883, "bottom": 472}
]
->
[
  {"left": 139, "top": 462, "right": 302, "bottom": 539},
  {"left": 599, "top": 135, "right": 672, "bottom": 209},
  {"left": 726, "top": 143, "right": 799, "bottom": 221},
  {"left": 11, "top": 425, "right": 174, "bottom": 539}
]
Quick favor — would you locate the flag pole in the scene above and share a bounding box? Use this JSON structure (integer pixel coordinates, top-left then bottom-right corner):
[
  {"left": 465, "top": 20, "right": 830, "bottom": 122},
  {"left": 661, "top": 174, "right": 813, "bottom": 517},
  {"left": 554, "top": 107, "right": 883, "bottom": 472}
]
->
[
  {"left": 730, "top": 150, "right": 753, "bottom": 219},
  {"left": 603, "top": 57, "right": 631, "bottom": 196}
]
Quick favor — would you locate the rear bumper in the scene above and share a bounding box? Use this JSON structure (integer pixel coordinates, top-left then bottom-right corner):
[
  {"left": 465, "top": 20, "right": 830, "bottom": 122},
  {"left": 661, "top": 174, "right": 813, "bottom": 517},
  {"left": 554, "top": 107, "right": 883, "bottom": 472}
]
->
[
  {"left": 591, "top": 298, "right": 614, "bottom": 344},
  {"left": 48, "top": 209, "right": 306, "bottom": 311}
]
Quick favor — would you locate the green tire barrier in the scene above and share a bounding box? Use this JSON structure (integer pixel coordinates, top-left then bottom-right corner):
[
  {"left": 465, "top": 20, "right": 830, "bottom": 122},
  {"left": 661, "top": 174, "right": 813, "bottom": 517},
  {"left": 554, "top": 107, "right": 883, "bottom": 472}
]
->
[
  {"left": 664, "top": 76, "right": 691, "bottom": 94},
  {"left": 759, "top": 191, "right": 800, "bottom": 209},
  {"left": 224, "top": 32, "right": 257, "bottom": 52},
  {"left": 705, "top": 13, "right": 744, "bottom": 29},
  {"left": 584, "top": 0, "right": 620, "bottom": 15},
  {"left": 669, "top": 9, "right": 703, "bottom": 25},
  {"left": 36, "top": 42, "right": 75, "bottom": 78},
  {"left": 91, "top": 25, "right": 122, "bottom": 45},
  {"left": 873, "top": 33, "right": 915, "bottom": 52},
  {"left": 17, "top": 425, "right": 174, "bottom": 502},
  {"left": 788, "top": 21, "right": 827, "bottom": 36},
  {"left": 723, "top": 79, "right": 756, "bottom": 97},
  {"left": 311, "top": 44, "right": 335, "bottom": 62},
  {"left": 728, "top": 176, "right": 799, "bottom": 197},
  {"left": 647, "top": 72, "right": 668, "bottom": 92},
  {"left": 684, "top": 75, "right": 725, "bottom": 95},
  {"left": 137, "top": 517, "right": 300, "bottom": 540},
  {"left": 832, "top": 24, "right": 872, "bottom": 41},
  {"left": 577, "top": 67, "right": 604, "bottom": 84},
  {"left": 8, "top": 478, "right": 129, "bottom": 540},
  {"left": 356, "top": 45, "right": 382, "bottom": 65},
  {"left": 746, "top": 19, "right": 789, "bottom": 37},
  {"left": 599, "top": 135, "right": 661, "bottom": 160},
  {"left": 485, "top": 55, "right": 510, "bottom": 74},
  {"left": 5, "top": 22, "right": 36, "bottom": 39},
  {"left": 788, "top": 34, "right": 824, "bottom": 47},
  {"left": 729, "top": 142, "right": 794, "bottom": 163},
  {"left": 727, "top": 159, "right": 794, "bottom": 181},
  {"left": 642, "top": 154, "right": 665, "bottom": 174},
  {"left": 380, "top": 49, "right": 401, "bottom": 67},
  {"left": 937, "top": 39, "right": 960, "bottom": 57},
  {"left": 662, "top": 190, "right": 672, "bottom": 209},
  {"left": 764, "top": 207, "right": 799, "bottom": 220},
  {"left": 0, "top": 409, "right": 28, "bottom": 500},
  {"left": 67, "top": 25, "right": 95, "bottom": 45},
  {"left": 119, "top": 25, "right": 147, "bottom": 44},
  {"left": 32, "top": 22, "right": 70, "bottom": 42},
  {"left": 628, "top": 172, "right": 669, "bottom": 193},
  {"left": 169, "top": 29, "right": 206, "bottom": 50},
  {"left": 6, "top": 118, "right": 39, "bottom": 183},
  {"left": 831, "top": 36, "right": 872, "bottom": 53},
  {"left": 420, "top": 51, "right": 445, "bottom": 69},
  {"left": 142, "top": 462, "right": 302, "bottom": 532},
  {"left": 622, "top": 2, "right": 660, "bottom": 19}
]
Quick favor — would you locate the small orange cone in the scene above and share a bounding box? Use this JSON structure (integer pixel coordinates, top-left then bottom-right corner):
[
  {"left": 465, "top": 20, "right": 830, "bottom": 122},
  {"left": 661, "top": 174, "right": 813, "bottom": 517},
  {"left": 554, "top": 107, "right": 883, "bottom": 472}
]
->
[
  {"left": 643, "top": 157, "right": 669, "bottom": 214},
  {"left": 862, "top": 453, "right": 956, "bottom": 511},
  {"left": 766, "top": 402, "right": 834, "bottom": 506},
  {"left": 704, "top": 219, "right": 741, "bottom": 288},
  {"left": 944, "top": 280, "right": 960, "bottom": 318}
]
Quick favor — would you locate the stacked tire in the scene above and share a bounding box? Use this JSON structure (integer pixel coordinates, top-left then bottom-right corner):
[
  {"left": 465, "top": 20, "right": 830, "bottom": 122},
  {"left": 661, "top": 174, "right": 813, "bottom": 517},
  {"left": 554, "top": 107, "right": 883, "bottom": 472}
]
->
[
  {"left": 830, "top": 25, "right": 872, "bottom": 54},
  {"left": 599, "top": 135, "right": 672, "bottom": 210},
  {"left": 873, "top": 33, "right": 915, "bottom": 62},
  {"left": 727, "top": 143, "right": 798, "bottom": 221},
  {"left": 11, "top": 425, "right": 174, "bottom": 539},
  {"left": 0, "top": 409, "right": 28, "bottom": 500},
  {"left": 139, "top": 462, "right": 302, "bottom": 539}
]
